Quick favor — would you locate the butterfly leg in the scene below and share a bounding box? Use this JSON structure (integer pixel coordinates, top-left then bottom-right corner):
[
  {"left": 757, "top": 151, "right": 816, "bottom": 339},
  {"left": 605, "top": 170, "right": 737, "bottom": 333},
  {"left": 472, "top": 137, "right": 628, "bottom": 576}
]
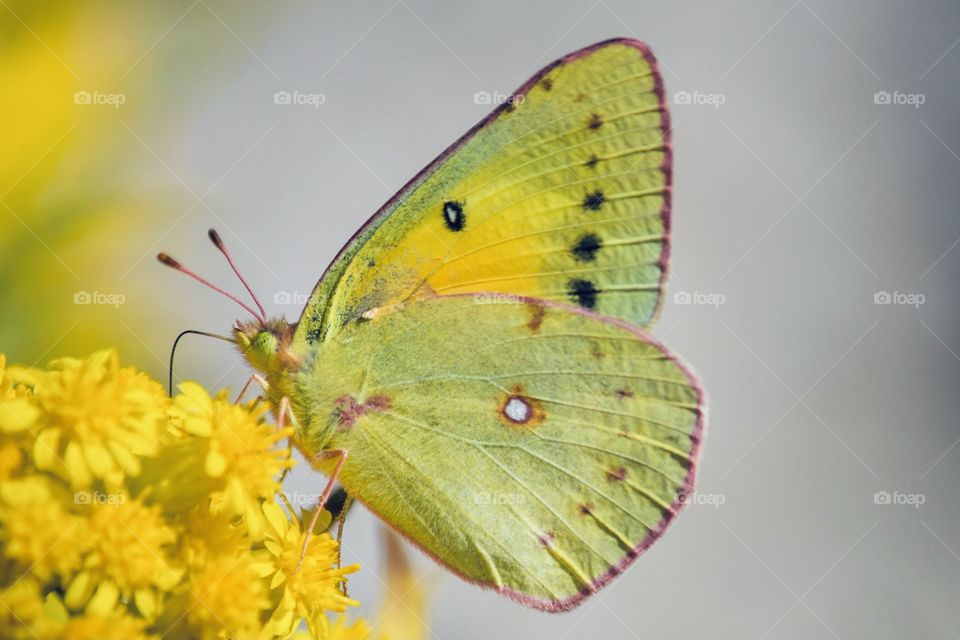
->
[
  {"left": 296, "top": 448, "right": 348, "bottom": 571},
  {"left": 234, "top": 373, "right": 268, "bottom": 404},
  {"left": 273, "top": 395, "right": 301, "bottom": 483},
  {"left": 238, "top": 374, "right": 296, "bottom": 481}
]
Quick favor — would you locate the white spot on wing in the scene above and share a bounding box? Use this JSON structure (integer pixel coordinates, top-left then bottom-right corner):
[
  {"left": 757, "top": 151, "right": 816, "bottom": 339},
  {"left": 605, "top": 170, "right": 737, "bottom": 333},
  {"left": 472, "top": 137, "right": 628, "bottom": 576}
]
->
[{"left": 504, "top": 397, "right": 532, "bottom": 423}]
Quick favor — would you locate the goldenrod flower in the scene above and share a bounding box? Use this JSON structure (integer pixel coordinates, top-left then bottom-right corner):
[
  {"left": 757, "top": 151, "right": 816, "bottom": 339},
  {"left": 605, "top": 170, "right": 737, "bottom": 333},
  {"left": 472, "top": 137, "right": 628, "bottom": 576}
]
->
[
  {"left": 171, "top": 382, "right": 294, "bottom": 537},
  {"left": 0, "top": 350, "right": 365, "bottom": 639},
  {"left": 295, "top": 617, "right": 372, "bottom": 640},
  {"left": 184, "top": 552, "right": 271, "bottom": 638},
  {"left": 0, "top": 577, "right": 48, "bottom": 640},
  {"left": 261, "top": 500, "right": 360, "bottom": 638},
  {"left": 57, "top": 607, "right": 155, "bottom": 640},
  {"left": 0, "top": 476, "right": 88, "bottom": 581},
  {"left": 65, "top": 494, "right": 181, "bottom": 618},
  {"left": 9, "top": 350, "right": 167, "bottom": 488}
]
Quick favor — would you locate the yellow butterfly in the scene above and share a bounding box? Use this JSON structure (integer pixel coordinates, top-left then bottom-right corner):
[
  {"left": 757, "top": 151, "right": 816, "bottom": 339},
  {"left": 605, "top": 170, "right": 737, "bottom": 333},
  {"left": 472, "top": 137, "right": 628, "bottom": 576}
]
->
[{"left": 161, "top": 38, "right": 705, "bottom": 611}]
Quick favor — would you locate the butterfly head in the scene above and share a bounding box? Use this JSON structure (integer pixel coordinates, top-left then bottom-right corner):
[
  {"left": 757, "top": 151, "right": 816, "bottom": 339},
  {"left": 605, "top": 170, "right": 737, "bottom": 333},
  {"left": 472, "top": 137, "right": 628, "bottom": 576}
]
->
[
  {"left": 232, "top": 316, "right": 300, "bottom": 374},
  {"left": 158, "top": 229, "right": 302, "bottom": 385}
]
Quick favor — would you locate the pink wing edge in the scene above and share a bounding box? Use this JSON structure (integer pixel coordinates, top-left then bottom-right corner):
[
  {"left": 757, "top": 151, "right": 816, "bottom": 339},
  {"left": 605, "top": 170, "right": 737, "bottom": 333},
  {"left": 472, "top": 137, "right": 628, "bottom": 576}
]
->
[
  {"left": 349, "top": 292, "right": 706, "bottom": 613},
  {"left": 303, "top": 36, "right": 674, "bottom": 329}
]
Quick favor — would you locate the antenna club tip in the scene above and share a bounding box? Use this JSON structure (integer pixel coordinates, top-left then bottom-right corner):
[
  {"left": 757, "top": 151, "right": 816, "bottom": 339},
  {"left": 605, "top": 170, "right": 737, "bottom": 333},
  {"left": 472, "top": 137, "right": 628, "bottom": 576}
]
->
[
  {"left": 157, "top": 253, "right": 181, "bottom": 269},
  {"left": 208, "top": 228, "right": 224, "bottom": 249}
]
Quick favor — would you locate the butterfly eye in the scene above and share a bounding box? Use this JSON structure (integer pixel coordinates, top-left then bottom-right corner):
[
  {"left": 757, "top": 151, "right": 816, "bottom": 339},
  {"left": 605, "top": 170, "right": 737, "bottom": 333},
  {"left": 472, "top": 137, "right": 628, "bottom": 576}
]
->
[{"left": 252, "top": 330, "right": 279, "bottom": 354}]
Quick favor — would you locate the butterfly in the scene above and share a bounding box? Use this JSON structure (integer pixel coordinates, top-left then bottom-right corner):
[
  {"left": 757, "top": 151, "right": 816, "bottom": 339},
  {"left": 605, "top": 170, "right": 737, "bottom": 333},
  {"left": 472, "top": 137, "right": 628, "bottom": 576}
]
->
[{"left": 160, "top": 37, "right": 705, "bottom": 612}]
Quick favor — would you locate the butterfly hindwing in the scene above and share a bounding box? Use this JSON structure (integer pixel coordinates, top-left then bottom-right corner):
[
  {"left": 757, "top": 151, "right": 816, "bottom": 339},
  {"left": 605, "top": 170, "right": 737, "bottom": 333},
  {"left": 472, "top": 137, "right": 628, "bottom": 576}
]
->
[
  {"left": 294, "top": 295, "right": 702, "bottom": 610},
  {"left": 295, "top": 38, "right": 671, "bottom": 350}
]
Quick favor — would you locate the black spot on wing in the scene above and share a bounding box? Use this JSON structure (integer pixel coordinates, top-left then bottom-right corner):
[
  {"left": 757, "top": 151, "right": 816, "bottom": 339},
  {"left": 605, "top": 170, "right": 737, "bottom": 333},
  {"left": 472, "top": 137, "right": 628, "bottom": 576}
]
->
[
  {"left": 568, "top": 279, "right": 598, "bottom": 309},
  {"left": 571, "top": 233, "right": 602, "bottom": 262},
  {"left": 587, "top": 113, "right": 603, "bottom": 129},
  {"left": 585, "top": 155, "right": 599, "bottom": 169},
  {"left": 442, "top": 201, "right": 466, "bottom": 231},
  {"left": 582, "top": 191, "right": 605, "bottom": 211}
]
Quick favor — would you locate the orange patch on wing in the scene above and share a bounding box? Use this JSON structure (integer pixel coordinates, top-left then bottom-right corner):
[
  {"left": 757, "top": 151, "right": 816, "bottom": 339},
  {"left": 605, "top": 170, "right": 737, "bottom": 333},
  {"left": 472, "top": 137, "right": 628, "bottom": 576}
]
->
[
  {"left": 526, "top": 302, "right": 546, "bottom": 332},
  {"left": 606, "top": 466, "right": 628, "bottom": 481},
  {"left": 335, "top": 393, "right": 392, "bottom": 429}
]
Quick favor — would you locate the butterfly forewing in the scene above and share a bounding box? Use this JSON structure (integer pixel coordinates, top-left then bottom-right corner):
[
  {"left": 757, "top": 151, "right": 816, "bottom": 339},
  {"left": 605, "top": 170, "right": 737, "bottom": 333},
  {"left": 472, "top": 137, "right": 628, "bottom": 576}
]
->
[{"left": 294, "top": 39, "right": 671, "bottom": 350}]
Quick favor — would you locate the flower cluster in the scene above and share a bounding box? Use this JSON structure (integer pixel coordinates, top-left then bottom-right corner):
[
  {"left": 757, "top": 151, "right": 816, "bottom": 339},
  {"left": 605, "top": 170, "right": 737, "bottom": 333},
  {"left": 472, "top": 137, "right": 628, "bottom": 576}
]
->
[{"left": 0, "top": 349, "right": 368, "bottom": 639}]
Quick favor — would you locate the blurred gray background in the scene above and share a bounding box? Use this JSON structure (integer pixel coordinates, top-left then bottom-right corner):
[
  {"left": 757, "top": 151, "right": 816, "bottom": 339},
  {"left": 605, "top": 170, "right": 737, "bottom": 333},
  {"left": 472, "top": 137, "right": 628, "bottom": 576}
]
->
[{"left": 65, "top": 1, "right": 960, "bottom": 637}]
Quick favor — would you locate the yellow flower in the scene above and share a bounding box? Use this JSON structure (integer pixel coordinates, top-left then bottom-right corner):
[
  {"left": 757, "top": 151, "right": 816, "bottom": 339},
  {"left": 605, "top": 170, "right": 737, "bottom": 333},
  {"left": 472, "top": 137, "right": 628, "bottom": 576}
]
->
[
  {"left": 178, "top": 507, "right": 249, "bottom": 568},
  {"left": 171, "top": 382, "right": 293, "bottom": 536},
  {"left": 0, "top": 476, "right": 88, "bottom": 581},
  {"left": 10, "top": 349, "right": 168, "bottom": 487},
  {"left": 184, "top": 552, "right": 272, "bottom": 639},
  {"left": 0, "top": 354, "right": 40, "bottom": 435},
  {"left": 44, "top": 600, "right": 160, "bottom": 640},
  {"left": 0, "top": 440, "right": 24, "bottom": 480},
  {"left": 328, "top": 617, "right": 373, "bottom": 640},
  {"left": 65, "top": 493, "right": 181, "bottom": 618},
  {"left": 0, "top": 577, "right": 48, "bottom": 640},
  {"left": 0, "top": 355, "right": 35, "bottom": 479},
  {"left": 261, "top": 501, "right": 359, "bottom": 637},
  {"left": 0, "top": 350, "right": 367, "bottom": 638},
  {"left": 291, "top": 617, "right": 371, "bottom": 640}
]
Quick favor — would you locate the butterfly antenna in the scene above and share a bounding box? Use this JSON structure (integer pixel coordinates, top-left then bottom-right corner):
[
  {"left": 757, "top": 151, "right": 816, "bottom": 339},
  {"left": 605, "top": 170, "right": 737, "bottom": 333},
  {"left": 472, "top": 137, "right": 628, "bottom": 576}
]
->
[
  {"left": 207, "top": 229, "right": 268, "bottom": 322},
  {"left": 157, "top": 253, "right": 267, "bottom": 324},
  {"left": 168, "top": 329, "right": 234, "bottom": 396}
]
